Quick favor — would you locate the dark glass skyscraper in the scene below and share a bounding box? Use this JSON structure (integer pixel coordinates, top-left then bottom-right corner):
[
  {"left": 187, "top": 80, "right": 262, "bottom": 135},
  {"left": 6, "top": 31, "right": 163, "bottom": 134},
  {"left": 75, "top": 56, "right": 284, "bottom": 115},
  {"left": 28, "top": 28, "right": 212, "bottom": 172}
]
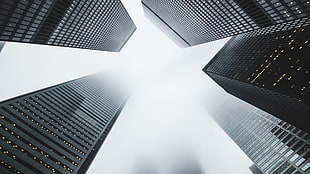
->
[
  {"left": 142, "top": 0, "right": 310, "bottom": 47},
  {"left": 0, "top": 0, "right": 136, "bottom": 52},
  {"left": 0, "top": 41, "right": 4, "bottom": 52},
  {"left": 211, "top": 99, "right": 310, "bottom": 174},
  {"left": 0, "top": 74, "right": 126, "bottom": 174},
  {"left": 203, "top": 18, "right": 310, "bottom": 133}
]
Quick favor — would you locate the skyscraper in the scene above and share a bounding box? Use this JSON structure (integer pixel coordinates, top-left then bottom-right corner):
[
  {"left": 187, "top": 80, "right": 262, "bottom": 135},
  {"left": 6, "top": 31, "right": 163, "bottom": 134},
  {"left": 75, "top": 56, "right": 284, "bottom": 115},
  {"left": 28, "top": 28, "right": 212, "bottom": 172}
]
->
[
  {"left": 0, "top": 41, "right": 4, "bottom": 52},
  {"left": 249, "top": 164, "right": 263, "bottom": 174},
  {"left": 203, "top": 18, "right": 310, "bottom": 133},
  {"left": 211, "top": 99, "right": 310, "bottom": 174},
  {"left": 0, "top": 0, "right": 136, "bottom": 52},
  {"left": 0, "top": 74, "right": 126, "bottom": 174},
  {"left": 141, "top": 0, "right": 310, "bottom": 47}
]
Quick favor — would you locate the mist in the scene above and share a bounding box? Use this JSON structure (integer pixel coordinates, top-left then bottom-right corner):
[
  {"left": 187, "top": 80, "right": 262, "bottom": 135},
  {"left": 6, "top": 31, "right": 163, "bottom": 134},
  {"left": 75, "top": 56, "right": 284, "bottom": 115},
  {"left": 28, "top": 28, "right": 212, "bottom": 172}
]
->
[{"left": 0, "top": 1, "right": 254, "bottom": 173}]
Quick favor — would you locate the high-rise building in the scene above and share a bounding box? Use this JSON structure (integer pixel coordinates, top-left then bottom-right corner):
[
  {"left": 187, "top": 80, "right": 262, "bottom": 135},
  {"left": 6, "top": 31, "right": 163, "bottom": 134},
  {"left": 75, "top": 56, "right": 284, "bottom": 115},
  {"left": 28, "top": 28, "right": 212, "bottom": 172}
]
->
[
  {"left": 211, "top": 99, "right": 310, "bottom": 174},
  {"left": 0, "top": 41, "right": 4, "bottom": 52},
  {"left": 141, "top": 0, "right": 310, "bottom": 47},
  {"left": 0, "top": 0, "right": 136, "bottom": 52},
  {"left": 203, "top": 17, "right": 310, "bottom": 133},
  {"left": 0, "top": 74, "right": 126, "bottom": 174},
  {"left": 249, "top": 164, "right": 263, "bottom": 174}
]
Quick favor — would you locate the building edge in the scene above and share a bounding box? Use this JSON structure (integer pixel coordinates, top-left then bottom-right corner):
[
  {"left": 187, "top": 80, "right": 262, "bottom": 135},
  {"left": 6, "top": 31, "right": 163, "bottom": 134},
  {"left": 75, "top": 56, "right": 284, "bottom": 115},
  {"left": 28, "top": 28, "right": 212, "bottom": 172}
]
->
[
  {"left": 141, "top": 1, "right": 191, "bottom": 47},
  {"left": 76, "top": 99, "right": 127, "bottom": 174},
  {"left": 204, "top": 71, "right": 310, "bottom": 133}
]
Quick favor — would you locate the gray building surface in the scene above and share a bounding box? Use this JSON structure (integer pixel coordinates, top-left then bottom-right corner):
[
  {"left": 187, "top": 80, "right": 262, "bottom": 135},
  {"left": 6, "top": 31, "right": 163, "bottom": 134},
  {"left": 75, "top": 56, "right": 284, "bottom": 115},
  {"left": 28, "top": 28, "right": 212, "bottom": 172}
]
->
[
  {"left": 211, "top": 99, "right": 310, "bottom": 174},
  {"left": 142, "top": 0, "right": 310, "bottom": 47},
  {"left": 249, "top": 164, "right": 263, "bottom": 174},
  {"left": 0, "top": 0, "right": 136, "bottom": 51},
  {"left": 0, "top": 74, "right": 126, "bottom": 174}
]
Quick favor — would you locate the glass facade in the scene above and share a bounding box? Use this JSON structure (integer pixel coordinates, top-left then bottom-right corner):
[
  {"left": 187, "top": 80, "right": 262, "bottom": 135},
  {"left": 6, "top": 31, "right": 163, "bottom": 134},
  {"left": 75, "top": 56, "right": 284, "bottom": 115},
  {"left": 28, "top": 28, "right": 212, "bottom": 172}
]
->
[
  {"left": 142, "top": 0, "right": 310, "bottom": 46},
  {"left": 249, "top": 164, "right": 263, "bottom": 174},
  {"left": 212, "top": 101, "right": 310, "bottom": 174},
  {"left": 0, "top": 41, "right": 4, "bottom": 52},
  {"left": 203, "top": 18, "right": 310, "bottom": 133},
  {"left": 0, "top": 74, "right": 126, "bottom": 174},
  {"left": 0, "top": 0, "right": 136, "bottom": 52}
]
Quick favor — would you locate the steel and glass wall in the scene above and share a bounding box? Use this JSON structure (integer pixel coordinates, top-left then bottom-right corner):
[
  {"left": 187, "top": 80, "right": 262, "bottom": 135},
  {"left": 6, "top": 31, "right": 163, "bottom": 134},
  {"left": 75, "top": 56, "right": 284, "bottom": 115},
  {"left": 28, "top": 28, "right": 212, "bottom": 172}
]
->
[
  {"left": 203, "top": 18, "right": 310, "bottom": 133},
  {"left": 0, "top": 75, "right": 126, "bottom": 174},
  {"left": 212, "top": 101, "right": 309, "bottom": 174},
  {"left": 142, "top": 0, "right": 310, "bottom": 46},
  {"left": 249, "top": 164, "right": 263, "bottom": 174},
  {"left": 0, "top": 41, "right": 4, "bottom": 52},
  {"left": 0, "top": 0, "right": 136, "bottom": 51}
]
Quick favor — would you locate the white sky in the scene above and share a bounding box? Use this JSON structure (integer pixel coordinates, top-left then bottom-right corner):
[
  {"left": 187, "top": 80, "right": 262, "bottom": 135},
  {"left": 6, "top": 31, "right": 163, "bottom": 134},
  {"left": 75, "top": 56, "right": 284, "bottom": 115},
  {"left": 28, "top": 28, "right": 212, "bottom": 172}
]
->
[{"left": 0, "top": 1, "right": 253, "bottom": 173}]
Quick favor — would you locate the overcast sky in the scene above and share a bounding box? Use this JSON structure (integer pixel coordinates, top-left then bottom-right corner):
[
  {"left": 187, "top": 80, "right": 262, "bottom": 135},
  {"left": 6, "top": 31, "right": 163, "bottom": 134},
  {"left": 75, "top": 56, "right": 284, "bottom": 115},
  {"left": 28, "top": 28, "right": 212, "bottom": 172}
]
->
[{"left": 0, "top": 1, "right": 254, "bottom": 174}]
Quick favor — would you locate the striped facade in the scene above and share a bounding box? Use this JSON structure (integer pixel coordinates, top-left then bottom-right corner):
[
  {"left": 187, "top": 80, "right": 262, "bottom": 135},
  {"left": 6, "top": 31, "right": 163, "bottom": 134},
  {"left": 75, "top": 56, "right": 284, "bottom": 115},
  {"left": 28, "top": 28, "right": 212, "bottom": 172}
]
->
[{"left": 0, "top": 74, "right": 126, "bottom": 174}]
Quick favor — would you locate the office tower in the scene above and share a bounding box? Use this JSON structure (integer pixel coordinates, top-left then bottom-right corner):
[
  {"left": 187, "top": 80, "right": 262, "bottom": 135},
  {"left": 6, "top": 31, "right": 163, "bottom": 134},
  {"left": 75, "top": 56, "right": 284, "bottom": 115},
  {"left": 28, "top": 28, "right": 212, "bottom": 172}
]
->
[
  {"left": 0, "top": 0, "right": 136, "bottom": 52},
  {"left": 0, "top": 74, "right": 126, "bottom": 174},
  {"left": 141, "top": 0, "right": 310, "bottom": 47},
  {"left": 249, "top": 164, "right": 263, "bottom": 174},
  {"left": 211, "top": 100, "right": 310, "bottom": 174},
  {"left": 203, "top": 17, "right": 310, "bottom": 133},
  {"left": 0, "top": 41, "right": 4, "bottom": 52}
]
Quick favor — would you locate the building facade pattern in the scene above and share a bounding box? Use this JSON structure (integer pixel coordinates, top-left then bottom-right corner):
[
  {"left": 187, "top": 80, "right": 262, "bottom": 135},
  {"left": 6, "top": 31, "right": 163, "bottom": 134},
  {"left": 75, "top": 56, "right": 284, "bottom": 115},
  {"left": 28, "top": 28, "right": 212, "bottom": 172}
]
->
[
  {"left": 0, "top": 0, "right": 136, "bottom": 51},
  {"left": 142, "top": 0, "right": 310, "bottom": 46},
  {"left": 203, "top": 18, "right": 310, "bottom": 133},
  {"left": 212, "top": 102, "right": 310, "bottom": 174},
  {"left": 0, "top": 75, "right": 125, "bottom": 174}
]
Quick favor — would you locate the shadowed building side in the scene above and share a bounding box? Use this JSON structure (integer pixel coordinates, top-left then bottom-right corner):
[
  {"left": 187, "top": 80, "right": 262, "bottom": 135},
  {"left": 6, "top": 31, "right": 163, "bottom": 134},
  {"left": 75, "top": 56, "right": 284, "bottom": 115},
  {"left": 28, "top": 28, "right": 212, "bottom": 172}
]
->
[
  {"left": 141, "top": 0, "right": 310, "bottom": 46},
  {"left": 141, "top": 2, "right": 190, "bottom": 47},
  {"left": 0, "top": 0, "right": 136, "bottom": 52},
  {"left": 204, "top": 18, "right": 310, "bottom": 133},
  {"left": 0, "top": 41, "right": 4, "bottom": 52}
]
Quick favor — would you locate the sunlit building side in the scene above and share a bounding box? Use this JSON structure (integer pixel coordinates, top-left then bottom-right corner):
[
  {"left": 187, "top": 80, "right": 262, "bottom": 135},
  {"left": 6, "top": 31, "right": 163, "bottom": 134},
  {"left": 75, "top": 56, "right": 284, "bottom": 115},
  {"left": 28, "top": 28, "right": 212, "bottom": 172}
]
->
[
  {"left": 212, "top": 100, "right": 310, "bottom": 174},
  {"left": 204, "top": 18, "right": 310, "bottom": 133},
  {"left": 0, "top": 74, "right": 126, "bottom": 174}
]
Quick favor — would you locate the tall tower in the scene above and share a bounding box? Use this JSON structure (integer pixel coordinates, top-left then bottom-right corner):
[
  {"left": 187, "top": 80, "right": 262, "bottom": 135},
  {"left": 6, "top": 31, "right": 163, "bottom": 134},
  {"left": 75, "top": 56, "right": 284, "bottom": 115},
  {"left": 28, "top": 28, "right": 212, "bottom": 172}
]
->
[
  {"left": 0, "top": 0, "right": 136, "bottom": 51},
  {"left": 0, "top": 74, "right": 126, "bottom": 174},
  {"left": 211, "top": 99, "right": 310, "bottom": 174},
  {"left": 203, "top": 18, "right": 310, "bottom": 133},
  {"left": 142, "top": 0, "right": 310, "bottom": 47},
  {"left": 0, "top": 41, "right": 4, "bottom": 52},
  {"left": 249, "top": 164, "right": 263, "bottom": 174}
]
